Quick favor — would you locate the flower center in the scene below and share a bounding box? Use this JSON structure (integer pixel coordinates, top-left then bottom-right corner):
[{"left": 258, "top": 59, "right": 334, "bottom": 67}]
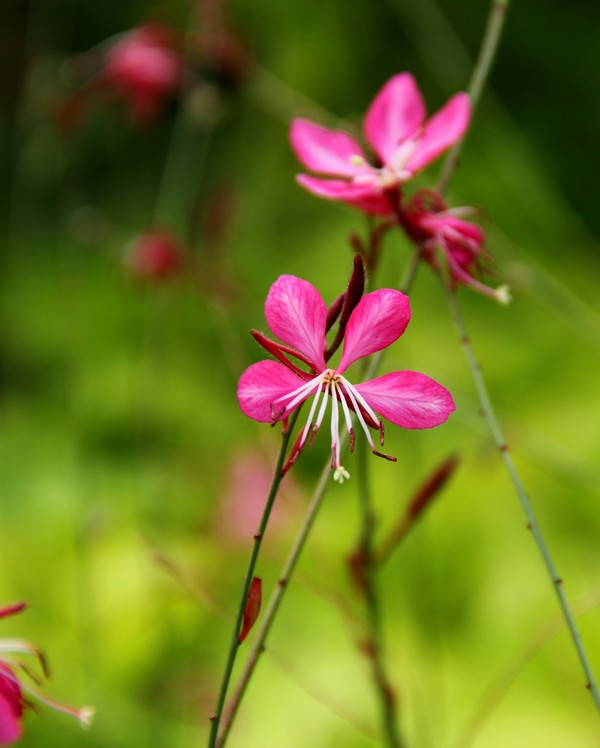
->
[
  {"left": 272, "top": 369, "right": 393, "bottom": 481},
  {"left": 349, "top": 128, "right": 424, "bottom": 190}
]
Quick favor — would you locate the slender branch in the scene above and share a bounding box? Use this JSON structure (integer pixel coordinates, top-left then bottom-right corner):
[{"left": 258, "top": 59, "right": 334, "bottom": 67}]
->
[
  {"left": 437, "top": 0, "right": 510, "bottom": 194},
  {"left": 215, "top": 455, "right": 333, "bottom": 748},
  {"left": 207, "top": 409, "right": 301, "bottom": 747},
  {"left": 445, "top": 288, "right": 600, "bottom": 712},
  {"left": 352, "top": 441, "right": 404, "bottom": 747}
]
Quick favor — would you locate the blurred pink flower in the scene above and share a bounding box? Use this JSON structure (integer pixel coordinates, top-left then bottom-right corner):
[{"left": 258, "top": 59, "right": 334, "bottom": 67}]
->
[
  {"left": 59, "top": 23, "right": 183, "bottom": 128},
  {"left": 125, "top": 229, "right": 184, "bottom": 282},
  {"left": 217, "top": 447, "right": 301, "bottom": 542},
  {"left": 0, "top": 665, "right": 22, "bottom": 746},
  {"left": 237, "top": 275, "right": 455, "bottom": 481},
  {"left": 103, "top": 24, "right": 183, "bottom": 124},
  {"left": 403, "top": 190, "right": 510, "bottom": 302},
  {"left": 0, "top": 602, "right": 93, "bottom": 744},
  {"left": 290, "top": 73, "right": 470, "bottom": 215}
]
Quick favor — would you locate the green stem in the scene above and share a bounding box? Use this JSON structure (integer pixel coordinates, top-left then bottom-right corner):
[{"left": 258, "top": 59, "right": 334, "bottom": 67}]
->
[
  {"left": 355, "top": 441, "right": 404, "bottom": 748},
  {"left": 446, "top": 288, "right": 600, "bottom": 712},
  {"left": 207, "top": 410, "right": 300, "bottom": 747},
  {"left": 215, "top": 456, "right": 333, "bottom": 748},
  {"left": 437, "top": 0, "right": 510, "bottom": 195}
]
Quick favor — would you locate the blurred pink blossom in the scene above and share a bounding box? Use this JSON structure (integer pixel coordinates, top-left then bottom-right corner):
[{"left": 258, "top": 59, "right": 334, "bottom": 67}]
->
[
  {"left": 237, "top": 275, "right": 455, "bottom": 481},
  {"left": 403, "top": 190, "right": 510, "bottom": 302},
  {"left": 290, "top": 73, "right": 470, "bottom": 215},
  {"left": 217, "top": 447, "right": 301, "bottom": 543},
  {"left": 103, "top": 24, "right": 183, "bottom": 124},
  {"left": 0, "top": 602, "right": 93, "bottom": 744},
  {"left": 125, "top": 229, "right": 184, "bottom": 282},
  {"left": 59, "top": 23, "right": 183, "bottom": 128}
]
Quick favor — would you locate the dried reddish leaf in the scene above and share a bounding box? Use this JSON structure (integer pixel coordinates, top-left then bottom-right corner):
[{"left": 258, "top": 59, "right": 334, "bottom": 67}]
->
[{"left": 238, "top": 577, "right": 262, "bottom": 644}]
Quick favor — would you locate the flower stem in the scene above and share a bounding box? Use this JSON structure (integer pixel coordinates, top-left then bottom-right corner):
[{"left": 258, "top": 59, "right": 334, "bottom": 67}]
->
[
  {"left": 445, "top": 287, "right": 600, "bottom": 711},
  {"left": 207, "top": 409, "right": 300, "bottom": 747},
  {"left": 215, "top": 456, "right": 333, "bottom": 748},
  {"left": 437, "top": 0, "right": 510, "bottom": 194},
  {"left": 353, "top": 440, "right": 404, "bottom": 748}
]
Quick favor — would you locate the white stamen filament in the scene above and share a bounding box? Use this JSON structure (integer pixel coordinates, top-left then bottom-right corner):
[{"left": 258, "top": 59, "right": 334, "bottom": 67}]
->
[
  {"left": 338, "top": 379, "right": 378, "bottom": 452},
  {"left": 314, "top": 381, "right": 331, "bottom": 432},
  {"left": 298, "top": 377, "right": 326, "bottom": 447},
  {"left": 272, "top": 370, "right": 327, "bottom": 420},
  {"left": 337, "top": 383, "right": 355, "bottom": 435},
  {"left": 330, "top": 380, "right": 340, "bottom": 468},
  {"left": 274, "top": 369, "right": 387, "bottom": 479}
]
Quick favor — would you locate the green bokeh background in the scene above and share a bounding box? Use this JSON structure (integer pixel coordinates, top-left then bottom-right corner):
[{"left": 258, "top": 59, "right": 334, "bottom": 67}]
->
[{"left": 1, "top": 1, "right": 599, "bottom": 746}]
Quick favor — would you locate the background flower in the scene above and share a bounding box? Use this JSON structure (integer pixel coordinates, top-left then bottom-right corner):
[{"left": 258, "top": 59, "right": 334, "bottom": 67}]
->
[{"left": 290, "top": 73, "right": 470, "bottom": 214}]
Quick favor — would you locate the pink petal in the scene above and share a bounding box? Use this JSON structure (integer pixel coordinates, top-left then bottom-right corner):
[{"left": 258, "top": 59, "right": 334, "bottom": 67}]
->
[
  {"left": 290, "top": 119, "right": 372, "bottom": 178},
  {"left": 265, "top": 275, "right": 327, "bottom": 370},
  {"left": 406, "top": 92, "right": 470, "bottom": 174},
  {"left": 0, "top": 668, "right": 22, "bottom": 744},
  {"left": 237, "top": 360, "right": 307, "bottom": 422},
  {"left": 420, "top": 214, "right": 482, "bottom": 241},
  {"left": 296, "top": 175, "right": 392, "bottom": 215},
  {"left": 354, "top": 371, "right": 456, "bottom": 429},
  {"left": 338, "top": 290, "right": 411, "bottom": 372},
  {"left": 364, "top": 73, "right": 426, "bottom": 164}
]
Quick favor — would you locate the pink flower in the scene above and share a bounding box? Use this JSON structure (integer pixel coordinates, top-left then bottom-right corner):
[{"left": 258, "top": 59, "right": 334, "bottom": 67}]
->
[
  {"left": 237, "top": 275, "right": 455, "bottom": 481},
  {"left": 402, "top": 190, "right": 510, "bottom": 303},
  {"left": 290, "top": 73, "right": 470, "bottom": 215},
  {"left": 59, "top": 24, "right": 183, "bottom": 128},
  {"left": 0, "top": 665, "right": 22, "bottom": 746},
  {"left": 125, "top": 229, "right": 184, "bottom": 282},
  {"left": 217, "top": 447, "right": 301, "bottom": 543},
  {"left": 0, "top": 602, "right": 93, "bottom": 744},
  {"left": 103, "top": 24, "right": 183, "bottom": 124}
]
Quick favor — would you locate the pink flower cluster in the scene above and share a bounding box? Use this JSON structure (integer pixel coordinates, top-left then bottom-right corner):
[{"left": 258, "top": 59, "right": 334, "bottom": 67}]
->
[{"left": 290, "top": 73, "right": 508, "bottom": 302}]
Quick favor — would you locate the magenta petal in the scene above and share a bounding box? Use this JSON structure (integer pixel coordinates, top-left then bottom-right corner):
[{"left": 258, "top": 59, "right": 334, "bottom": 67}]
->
[
  {"left": 290, "top": 119, "right": 371, "bottom": 178},
  {"left": 338, "top": 290, "right": 411, "bottom": 372},
  {"left": 406, "top": 92, "right": 470, "bottom": 173},
  {"left": 265, "top": 275, "right": 327, "bottom": 370},
  {"left": 354, "top": 371, "right": 456, "bottom": 429},
  {"left": 364, "top": 73, "right": 426, "bottom": 164},
  {"left": 0, "top": 668, "right": 23, "bottom": 744},
  {"left": 296, "top": 175, "right": 392, "bottom": 215},
  {"left": 237, "top": 360, "right": 306, "bottom": 422}
]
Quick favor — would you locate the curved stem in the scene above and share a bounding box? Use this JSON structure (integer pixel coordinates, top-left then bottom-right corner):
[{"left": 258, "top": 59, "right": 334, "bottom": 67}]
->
[
  {"left": 207, "top": 409, "right": 301, "bottom": 747},
  {"left": 446, "top": 288, "right": 600, "bottom": 712},
  {"left": 215, "top": 455, "right": 333, "bottom": 748},
  {"left": 437, "top": 0, "right": 510, "bottom": 195},
  {"left": 354, "top": 440, "right": 404, "bottom": 747}
]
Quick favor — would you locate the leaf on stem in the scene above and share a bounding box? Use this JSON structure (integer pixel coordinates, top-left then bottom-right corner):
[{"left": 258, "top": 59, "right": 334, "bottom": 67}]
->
[{"left": 238, "top": 577, "right": 262, "bottom": 644}]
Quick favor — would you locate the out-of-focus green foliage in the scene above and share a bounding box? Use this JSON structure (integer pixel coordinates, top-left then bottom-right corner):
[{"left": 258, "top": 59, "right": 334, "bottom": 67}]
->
[{"left": 1, "top": 1, "right": 599, "bottom": 747}]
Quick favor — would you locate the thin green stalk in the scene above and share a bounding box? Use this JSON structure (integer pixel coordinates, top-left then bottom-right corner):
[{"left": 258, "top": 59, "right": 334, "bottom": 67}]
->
[
  {"left": 446, "top": 288, "right": 600, "bottom": 711},
  {"left": 215, "top": 455, "right": 333, "bottom": 748},
  {"left": 355, "top": 441, "right": 404, "bottom": 748},
  {"left": 437, "top": 0, "right": 509, "bottom": 195},
  {"left": 207, "top": 410, "right": 300, "bottom": 747}
]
